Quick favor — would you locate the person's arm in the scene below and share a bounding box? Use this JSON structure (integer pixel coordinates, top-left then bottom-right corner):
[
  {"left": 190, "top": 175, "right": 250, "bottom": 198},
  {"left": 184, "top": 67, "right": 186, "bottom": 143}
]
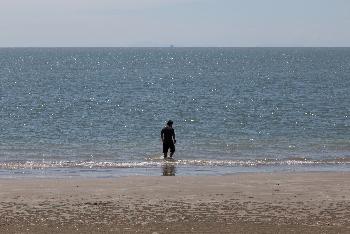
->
[
  {"left": 161, "top": 129, "right": 164, "bottom": 143},
  {"left": 172, "top": 129, "right": 176, "bottom": 144}
]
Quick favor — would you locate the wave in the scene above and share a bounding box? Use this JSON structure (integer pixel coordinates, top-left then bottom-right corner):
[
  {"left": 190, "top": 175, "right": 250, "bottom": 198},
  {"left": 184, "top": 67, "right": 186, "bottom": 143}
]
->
[{"left": 0, "top": 157, "right": 349, "bottom": 170}]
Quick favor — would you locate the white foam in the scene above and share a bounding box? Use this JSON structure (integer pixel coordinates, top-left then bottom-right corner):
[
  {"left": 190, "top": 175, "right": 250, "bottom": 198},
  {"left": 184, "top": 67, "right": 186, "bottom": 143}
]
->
[{"left": 0, "top": 157, "right": 349, "bottom": 170}]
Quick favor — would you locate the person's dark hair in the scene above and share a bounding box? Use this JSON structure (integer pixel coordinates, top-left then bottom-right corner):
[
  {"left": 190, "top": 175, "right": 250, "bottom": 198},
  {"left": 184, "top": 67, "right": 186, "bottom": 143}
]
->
[{"left": 167, "top": 120, "right": 173, "bottom": 126}]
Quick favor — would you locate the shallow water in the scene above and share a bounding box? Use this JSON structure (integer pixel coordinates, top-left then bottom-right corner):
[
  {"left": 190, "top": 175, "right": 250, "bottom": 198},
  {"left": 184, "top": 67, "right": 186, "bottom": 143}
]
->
[{"left": 1, "top": 48, "right": 349, "bottom": 176}]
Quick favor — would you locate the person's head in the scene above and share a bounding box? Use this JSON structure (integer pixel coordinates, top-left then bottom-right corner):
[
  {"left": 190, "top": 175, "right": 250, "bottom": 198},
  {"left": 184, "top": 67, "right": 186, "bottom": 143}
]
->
[{"left": 167, "top": 120, "right": 173, "bottom": 127}]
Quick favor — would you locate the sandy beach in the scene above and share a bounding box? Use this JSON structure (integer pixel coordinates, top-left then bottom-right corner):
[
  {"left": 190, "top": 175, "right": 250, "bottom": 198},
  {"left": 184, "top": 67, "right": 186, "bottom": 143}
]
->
[{"left": 0, "top": 172, "right": 349, "bottom": 233}]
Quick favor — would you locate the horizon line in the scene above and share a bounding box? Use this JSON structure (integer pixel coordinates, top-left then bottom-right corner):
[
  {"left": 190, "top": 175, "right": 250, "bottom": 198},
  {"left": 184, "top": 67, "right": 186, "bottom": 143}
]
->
[{"left": 1, "top": 46, "right": 350, "bottom": 48}]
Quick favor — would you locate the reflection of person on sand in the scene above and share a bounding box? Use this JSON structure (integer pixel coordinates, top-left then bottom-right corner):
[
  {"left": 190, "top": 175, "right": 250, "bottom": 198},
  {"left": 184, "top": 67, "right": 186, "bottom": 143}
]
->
[
  {"left": 162, "top": 164, "right": 176, "bottom": 176},
  {"left": 161, "top": 120, "right": 176, "bottom": 159}
]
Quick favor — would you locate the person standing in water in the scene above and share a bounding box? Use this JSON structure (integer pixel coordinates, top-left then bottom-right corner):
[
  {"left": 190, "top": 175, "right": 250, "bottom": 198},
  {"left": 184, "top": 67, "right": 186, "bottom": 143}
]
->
[{"left": 161, "top": 120, "right": 176, "bottom": 159}]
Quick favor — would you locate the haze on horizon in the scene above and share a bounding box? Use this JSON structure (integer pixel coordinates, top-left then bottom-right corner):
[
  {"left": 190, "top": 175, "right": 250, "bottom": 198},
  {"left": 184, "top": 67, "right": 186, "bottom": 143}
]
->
[{"left": 1, "top": 0, "right": 349, "bottom": 47}]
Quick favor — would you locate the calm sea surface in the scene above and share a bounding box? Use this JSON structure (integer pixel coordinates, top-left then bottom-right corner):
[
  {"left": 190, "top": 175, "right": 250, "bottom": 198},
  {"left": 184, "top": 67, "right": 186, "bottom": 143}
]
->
[{"left": 0, "top": 48, "right": 349, "bottom": 177}]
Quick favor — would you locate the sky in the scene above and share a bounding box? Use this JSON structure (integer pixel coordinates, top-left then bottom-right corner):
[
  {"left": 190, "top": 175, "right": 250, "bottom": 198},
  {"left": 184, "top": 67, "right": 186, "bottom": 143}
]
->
[{"left": 0, "top": 0, "right": 349, "bottom": 47}]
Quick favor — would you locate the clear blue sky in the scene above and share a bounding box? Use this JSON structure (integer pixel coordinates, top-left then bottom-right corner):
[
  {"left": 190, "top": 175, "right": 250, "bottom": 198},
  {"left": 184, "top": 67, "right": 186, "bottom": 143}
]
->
[{"left": 1, "top": 0, "right": 349, "bottom": 47}]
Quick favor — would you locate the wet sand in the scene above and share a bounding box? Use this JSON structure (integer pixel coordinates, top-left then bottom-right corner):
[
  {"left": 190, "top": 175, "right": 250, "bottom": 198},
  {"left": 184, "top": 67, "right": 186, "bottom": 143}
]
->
[{"left": 0, "top": 172, "right": 349, "bottom": 233}]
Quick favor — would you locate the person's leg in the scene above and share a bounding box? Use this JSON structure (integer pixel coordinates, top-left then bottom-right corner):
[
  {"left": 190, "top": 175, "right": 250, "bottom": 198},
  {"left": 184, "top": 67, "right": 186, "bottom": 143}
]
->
[
  {"left": 169, "top": 144, "right": 175, "bottom": 158},
  {"left": 163, "top": 143, "right": 169, "bottom": 158}
]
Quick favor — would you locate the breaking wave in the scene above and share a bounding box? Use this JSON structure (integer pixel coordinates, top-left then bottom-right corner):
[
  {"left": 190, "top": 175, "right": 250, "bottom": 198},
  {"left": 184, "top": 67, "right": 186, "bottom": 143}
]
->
[{"left": 0, "top": 157, "right": 349, "bottom": 170}]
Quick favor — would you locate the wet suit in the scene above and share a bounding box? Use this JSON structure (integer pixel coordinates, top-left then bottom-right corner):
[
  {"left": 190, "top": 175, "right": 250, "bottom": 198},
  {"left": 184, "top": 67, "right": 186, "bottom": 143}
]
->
[{"left": 161, "top": 126, "right": 176, "bottom": 158}]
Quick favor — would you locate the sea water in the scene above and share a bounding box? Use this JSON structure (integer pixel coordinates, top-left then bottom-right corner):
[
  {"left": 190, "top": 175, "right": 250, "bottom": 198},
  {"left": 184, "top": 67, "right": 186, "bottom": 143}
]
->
[{"left": 0, "top": 48, "right": 349, "bottom": 177}]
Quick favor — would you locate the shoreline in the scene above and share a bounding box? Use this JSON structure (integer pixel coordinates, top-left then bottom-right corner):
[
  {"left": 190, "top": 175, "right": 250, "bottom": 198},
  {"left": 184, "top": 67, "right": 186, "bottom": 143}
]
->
[
  {"left": 1, "top": 163, "right": 349, "bottom": 178},
  {"left": 1, "top": 172, "right": 350, "bottom": 233}
]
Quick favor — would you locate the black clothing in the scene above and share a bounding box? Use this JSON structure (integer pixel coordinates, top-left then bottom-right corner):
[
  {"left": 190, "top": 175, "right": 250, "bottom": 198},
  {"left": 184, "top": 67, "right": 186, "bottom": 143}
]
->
[
  {"left": 161, "top": 126, "right": 176, "bottom": 155},
  {"left": 161, "top": 126, "right": 175, "bottom": 143},
  {"left": 163, "top": 141, "right": 175, "bottom": 154}
]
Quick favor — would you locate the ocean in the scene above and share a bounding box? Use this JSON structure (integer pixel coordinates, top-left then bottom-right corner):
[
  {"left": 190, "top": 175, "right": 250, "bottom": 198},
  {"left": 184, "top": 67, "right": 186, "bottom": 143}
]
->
[{"left": 0, "top": 47, "right": 349, "bottom": 177}]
